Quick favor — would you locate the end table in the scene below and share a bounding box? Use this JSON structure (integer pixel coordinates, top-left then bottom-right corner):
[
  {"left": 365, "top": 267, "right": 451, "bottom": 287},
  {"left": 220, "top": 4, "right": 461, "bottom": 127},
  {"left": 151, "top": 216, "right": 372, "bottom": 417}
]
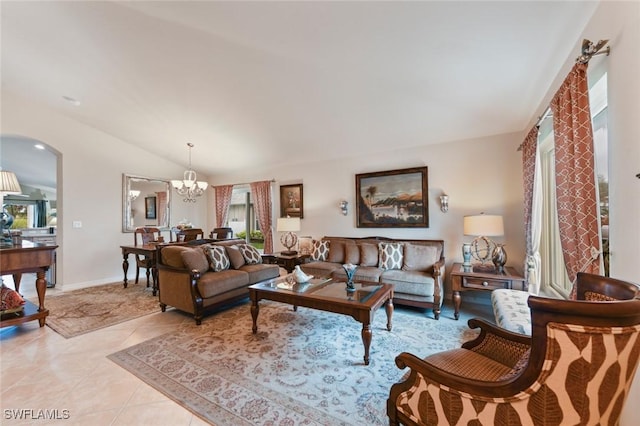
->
[
  {"left": 450, "top": 262, "right": 526, "bottom": 320},
  {"left": 262, "top": 252, "right": 309, "bottom": 273}
]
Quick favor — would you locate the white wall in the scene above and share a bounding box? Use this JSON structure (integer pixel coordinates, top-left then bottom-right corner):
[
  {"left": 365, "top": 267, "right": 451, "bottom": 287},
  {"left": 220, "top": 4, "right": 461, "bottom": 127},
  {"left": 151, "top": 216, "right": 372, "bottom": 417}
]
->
[
  {"left": 210, "top": 131, "right": 526, "bottom": 300},
  {"left": 1, "top": 91, "right": 211, "bottom": 288}
]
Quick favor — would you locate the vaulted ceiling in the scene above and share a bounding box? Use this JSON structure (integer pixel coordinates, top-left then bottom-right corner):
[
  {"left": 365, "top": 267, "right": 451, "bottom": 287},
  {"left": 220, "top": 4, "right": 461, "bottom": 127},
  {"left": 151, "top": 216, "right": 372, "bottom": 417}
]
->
[{"left": 1, "top": 1, "right": 598, "bottom": 180}]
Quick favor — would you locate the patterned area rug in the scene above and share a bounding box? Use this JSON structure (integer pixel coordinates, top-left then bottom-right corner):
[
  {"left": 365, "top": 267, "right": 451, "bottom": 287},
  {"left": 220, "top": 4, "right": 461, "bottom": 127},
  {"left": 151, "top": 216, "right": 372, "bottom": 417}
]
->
[
  {"left": 35, "top": 282, "right": 159, "bottom": 338},
  {"left": 108, "top": 301, "right": 484, "bottom": 425}
]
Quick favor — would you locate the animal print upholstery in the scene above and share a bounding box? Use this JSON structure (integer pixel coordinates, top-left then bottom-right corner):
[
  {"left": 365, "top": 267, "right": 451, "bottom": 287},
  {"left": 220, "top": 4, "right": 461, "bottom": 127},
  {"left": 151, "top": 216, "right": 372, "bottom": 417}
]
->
[{"left": 392, "top": 322, "right": 640, "bottom": 425}]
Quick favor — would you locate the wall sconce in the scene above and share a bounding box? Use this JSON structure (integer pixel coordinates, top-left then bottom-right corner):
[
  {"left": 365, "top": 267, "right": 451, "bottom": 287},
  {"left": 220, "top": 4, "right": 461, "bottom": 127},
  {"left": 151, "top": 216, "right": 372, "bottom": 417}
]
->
[
  {"left": 339, "top": 200, "right": 348, "bottom": 215},
  {"left": 439, "top": 194, "right": 449, "bottom": 213}
]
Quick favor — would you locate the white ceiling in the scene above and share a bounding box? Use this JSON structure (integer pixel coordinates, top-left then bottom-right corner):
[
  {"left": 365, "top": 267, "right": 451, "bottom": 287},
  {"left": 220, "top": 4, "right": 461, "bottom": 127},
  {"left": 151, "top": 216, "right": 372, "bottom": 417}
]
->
[{"left": 1, "top": 1, "right": 598, "bottom": 181}]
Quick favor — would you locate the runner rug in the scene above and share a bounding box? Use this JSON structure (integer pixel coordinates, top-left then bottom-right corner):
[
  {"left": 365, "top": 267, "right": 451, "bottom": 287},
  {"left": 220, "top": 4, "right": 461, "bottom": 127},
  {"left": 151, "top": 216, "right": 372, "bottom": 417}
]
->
[
  {"left": 108, "top": 301, "right": 482, "bottom": 425},
  {"left": 35, "top": 282, "right": 159, "bottom": 338}
]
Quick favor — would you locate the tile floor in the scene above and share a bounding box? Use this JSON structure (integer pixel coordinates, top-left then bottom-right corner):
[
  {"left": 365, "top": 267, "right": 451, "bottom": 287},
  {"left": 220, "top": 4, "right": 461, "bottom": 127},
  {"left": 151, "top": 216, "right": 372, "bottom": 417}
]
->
[{"left": 1, "top": 281, "right": 493, "bottom": 425}]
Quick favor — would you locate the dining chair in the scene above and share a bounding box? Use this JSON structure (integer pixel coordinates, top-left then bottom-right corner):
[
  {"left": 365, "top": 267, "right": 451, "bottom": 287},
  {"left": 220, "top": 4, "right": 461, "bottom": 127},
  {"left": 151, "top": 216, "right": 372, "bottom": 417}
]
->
[
  {"left": 133, "top": 227, "right": 160, "bottom": 287},
  {"left": 211, "top": 227, "right": 233, "bottom": 239}
]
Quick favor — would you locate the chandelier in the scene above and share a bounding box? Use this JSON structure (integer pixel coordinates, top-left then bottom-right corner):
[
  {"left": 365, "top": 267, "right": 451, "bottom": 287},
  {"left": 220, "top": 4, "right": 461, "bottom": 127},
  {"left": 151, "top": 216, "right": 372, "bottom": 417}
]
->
[{"left": 171, "top": 143, "right": 208, "bottom": 202}]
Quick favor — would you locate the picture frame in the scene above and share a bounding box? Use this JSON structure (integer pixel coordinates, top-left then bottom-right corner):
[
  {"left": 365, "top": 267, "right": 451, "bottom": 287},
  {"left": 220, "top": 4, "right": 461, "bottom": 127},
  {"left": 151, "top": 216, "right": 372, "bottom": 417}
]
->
[
  {"left": 145, "top": 196, "right": 157, "bottom": 220},
  {"left": 355, "top": 166, "right": 429, "bottom": 228},
  {"left": 280, "top": 184, "right": 304, "bottom": 218}
]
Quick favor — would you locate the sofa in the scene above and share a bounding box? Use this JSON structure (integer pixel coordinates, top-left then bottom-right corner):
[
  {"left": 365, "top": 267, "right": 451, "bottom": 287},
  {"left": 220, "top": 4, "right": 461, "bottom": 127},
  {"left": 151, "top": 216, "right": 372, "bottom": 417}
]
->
[
  {"left": 156, "top": 238, "right": 280, "bottom": 324},
  {"left": 300, "top": 236, "right": 445, "bottom": 319}
]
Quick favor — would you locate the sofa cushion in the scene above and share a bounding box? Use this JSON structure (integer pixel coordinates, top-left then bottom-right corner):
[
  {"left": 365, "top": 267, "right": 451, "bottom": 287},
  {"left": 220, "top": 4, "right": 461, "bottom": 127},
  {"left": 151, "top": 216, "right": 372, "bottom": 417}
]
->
[
  {"left": 402, "top": 243, "right": 439, "bottom": 272},
  {"left": 344, "top": 243, "right": 360, "bottom": 265},
  {"left": 300, "top": 261, "right": 340, "bottom": 278},
  {"left": 180, "top": 248, "right": 210, "bottom": 273},
  {"left": 359, "top": 243, "right": 378, "bottom": 267},
  {"left": 239, "top": 263, "right": 280, "bottom": 283},
  {"left": 328, "top": 240, "right": 345, "bottom": 263},
  {"left": 310, "top": 240, "right": 329, "bottom": 261},
  {"left": 332, "top": 266, "right": 382, "bottom": 283},
  {"left": 161, "top": 245, "right": 191, "bottom": 269},
  {"left": 225, "top": 245, "right": 246, "bottom": 269},
  {"left": 205, "top": 245, "right": 230, "bottom": 272},
  {"left": 197, "top": 270, "right": 249, "bottom": 299},
  {"left": 382, "top": 270, "right": 435, "bottom": 297},
  {"left": 237, "top": 244, "right": 262, "bottom": 265},
  {"left": 378, "top": 242, "right": 404, "bottom": 270}
]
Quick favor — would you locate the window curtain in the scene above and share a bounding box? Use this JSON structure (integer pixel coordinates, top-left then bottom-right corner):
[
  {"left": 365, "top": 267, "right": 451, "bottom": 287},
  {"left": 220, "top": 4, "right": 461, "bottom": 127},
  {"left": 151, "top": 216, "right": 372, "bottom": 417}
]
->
[
  {"left": 156, "top": 191, "right": 167, "bottom": 227},
  {"left": 35, "top": 200, "right": 47, "bottom": 227},
  {"left": 521, "top": 126, "right": 543, "bottom": 295},
  {"left": 550, "top": 62, "right": 601, "bottom": 298},
  {"left": 249, "top": 180, "right": 274, "bottom": 254},
  {"left": 213, "top": 185, "right": 234, "bottom": 228}
]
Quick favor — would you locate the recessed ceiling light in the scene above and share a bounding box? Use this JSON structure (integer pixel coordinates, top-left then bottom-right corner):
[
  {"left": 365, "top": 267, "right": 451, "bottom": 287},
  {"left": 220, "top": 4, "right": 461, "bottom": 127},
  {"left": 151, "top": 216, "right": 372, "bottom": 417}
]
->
[
  {"left": 62, "top": 95, "right": 81, "bottom": 106},
  {"left": 34, "top": 144, "right": 45, "bottom": 150}
]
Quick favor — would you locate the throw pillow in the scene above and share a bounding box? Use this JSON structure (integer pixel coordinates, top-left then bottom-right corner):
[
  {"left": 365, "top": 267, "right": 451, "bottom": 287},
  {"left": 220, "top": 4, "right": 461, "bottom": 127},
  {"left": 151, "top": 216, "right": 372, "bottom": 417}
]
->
[
  {"left": 344, "top": 243, "right": 360, "bottom": 265},
  {"left": 205, "top": 245, "right": 231, "bottom": 272},
  {"left": 310, "top": 240, "right": 329, "bottom": 261},
  {"left": 225, "top": 245, "right": 246, "bottom": 269},
  {"left": 359, "top": 243, "right": 379, "bottom": 266},
  {"left": 181, "top": 248, "right": 210, "bottom": 273},
  {"left": 238, "top": 244, "right": 263, "bottom": 265},
  {"left": 402, "top": 243, "right": 440, "bottom": 272},
  {"left": 1, "top": 284, "right": 25, "bottom": 313},
  {"left": 378, "top": 242, "right": 404, "bottom": 270},
  {"left": 328, "top": 240, "right": 346, "bottom": 263}
]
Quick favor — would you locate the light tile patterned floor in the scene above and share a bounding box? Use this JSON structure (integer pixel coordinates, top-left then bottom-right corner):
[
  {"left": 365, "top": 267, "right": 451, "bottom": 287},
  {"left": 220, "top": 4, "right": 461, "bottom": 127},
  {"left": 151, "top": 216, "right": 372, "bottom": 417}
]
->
[{"left": 1, "top": 282, "right": 492, "bottom": 425}]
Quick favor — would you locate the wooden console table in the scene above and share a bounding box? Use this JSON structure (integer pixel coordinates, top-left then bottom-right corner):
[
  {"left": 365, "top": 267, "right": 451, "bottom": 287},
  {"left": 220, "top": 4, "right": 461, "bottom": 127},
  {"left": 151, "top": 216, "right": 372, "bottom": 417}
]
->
[
  {"left": 450, "top": 262, "right": 525, "bottom": 320},
  {"left": 0, "top": 241, "right": 57, "bottom": 328},
  {"left": 262, "top": 252, "right": 309, "bottom": 273}
]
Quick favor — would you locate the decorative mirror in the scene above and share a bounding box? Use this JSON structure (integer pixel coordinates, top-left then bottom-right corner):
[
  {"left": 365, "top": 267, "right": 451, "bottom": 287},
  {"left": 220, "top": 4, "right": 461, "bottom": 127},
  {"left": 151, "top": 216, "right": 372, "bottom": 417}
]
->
[{"left": 122, "top": 174, "right": 171, "bottom": 232}]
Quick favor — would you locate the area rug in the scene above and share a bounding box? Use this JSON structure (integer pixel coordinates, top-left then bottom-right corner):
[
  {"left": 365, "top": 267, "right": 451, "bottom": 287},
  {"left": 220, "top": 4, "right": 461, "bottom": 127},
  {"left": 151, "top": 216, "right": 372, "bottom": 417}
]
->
[
  {"left": 108, "top": 301, "right": 481, "bottom": 425},
  {"left": 35, "top": 282, "right": 159, "bottom": 338}
]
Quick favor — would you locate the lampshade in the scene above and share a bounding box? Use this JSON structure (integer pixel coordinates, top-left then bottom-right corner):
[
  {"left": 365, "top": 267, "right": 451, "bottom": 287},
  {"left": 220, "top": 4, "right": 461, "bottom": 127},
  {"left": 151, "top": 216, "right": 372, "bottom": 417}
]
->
[
  {"left": 277, "top": 217, "right": 301, "bottom": 232},
  {"left": 463, "top": 214, "right": 504, "bottom": 237},
  {"left": 0, "top": 171, "right": 22, "bottom": 194}
]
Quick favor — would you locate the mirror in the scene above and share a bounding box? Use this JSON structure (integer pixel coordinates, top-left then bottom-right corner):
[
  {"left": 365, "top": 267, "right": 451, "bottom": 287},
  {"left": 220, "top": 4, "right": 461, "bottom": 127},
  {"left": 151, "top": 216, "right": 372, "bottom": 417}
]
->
[{"left": 122, "top": 174, "right": 171, "bottom": 232}]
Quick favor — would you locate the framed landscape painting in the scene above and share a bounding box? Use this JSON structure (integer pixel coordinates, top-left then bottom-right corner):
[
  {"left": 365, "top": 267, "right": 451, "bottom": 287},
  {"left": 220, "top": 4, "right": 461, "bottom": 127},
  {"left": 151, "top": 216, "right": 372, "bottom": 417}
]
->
[
  {"left": 356, "top": 166, "right": 429, "bottom": 228},
  {"left": 280, "top": 184, "right": 303, "bottom": 218}
]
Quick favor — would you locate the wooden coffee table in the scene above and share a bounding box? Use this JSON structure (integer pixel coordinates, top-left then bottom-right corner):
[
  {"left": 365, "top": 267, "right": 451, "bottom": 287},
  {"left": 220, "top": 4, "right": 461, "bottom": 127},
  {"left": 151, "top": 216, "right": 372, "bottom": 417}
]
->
[{"left": 249, "top": 277, "right": 394, "bottom": 365}]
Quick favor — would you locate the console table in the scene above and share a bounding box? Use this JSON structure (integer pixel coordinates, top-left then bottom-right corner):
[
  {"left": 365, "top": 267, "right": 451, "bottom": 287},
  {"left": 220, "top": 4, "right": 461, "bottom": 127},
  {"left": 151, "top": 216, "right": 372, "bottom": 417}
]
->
[
  {"left": 450, "top": 262, "right": 525, "bottom": 320},
  {"left": 262, "top": 252, "right": 309, "bottom": 273},
  {"left": 0, "top": 241, "right": 57, "bottom": 328}
]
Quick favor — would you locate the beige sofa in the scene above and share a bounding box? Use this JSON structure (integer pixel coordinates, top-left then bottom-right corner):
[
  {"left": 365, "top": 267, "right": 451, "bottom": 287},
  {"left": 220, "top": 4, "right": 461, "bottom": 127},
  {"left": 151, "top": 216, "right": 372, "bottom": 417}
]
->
[
  {"left": 300, "top": 236, "right": 445, "bottom": 319},
  {"left": 156, "top": 239, "right": 280, "bottom": 324}
]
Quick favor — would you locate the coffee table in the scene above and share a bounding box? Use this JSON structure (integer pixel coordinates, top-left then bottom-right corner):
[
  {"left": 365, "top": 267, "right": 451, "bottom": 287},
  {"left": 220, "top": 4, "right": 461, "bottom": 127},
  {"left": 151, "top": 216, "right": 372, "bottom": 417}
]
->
[{"left": 249, "top": 276, "right": 393, "bottom": 365}]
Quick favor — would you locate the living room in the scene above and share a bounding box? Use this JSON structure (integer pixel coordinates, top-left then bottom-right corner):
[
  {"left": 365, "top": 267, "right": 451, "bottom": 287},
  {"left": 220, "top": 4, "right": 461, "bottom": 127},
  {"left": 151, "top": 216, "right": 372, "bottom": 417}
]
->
[{"left": 1, "top": 1, "right": 638, "bottom": 425}]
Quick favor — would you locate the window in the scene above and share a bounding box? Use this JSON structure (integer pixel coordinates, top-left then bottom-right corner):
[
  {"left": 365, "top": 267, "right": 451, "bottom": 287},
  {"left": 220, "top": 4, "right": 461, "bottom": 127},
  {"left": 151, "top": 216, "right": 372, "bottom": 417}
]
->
[
  {"left": 539, "top": 72, "right": 608, "bottom": 296},
  {"left": 227, "top": 186, "right": 264, "bottom": 250}
]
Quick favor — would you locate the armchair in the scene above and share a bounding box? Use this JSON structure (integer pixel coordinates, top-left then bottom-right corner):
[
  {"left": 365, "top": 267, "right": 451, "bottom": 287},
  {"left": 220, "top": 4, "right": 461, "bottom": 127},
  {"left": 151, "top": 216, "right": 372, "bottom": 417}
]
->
[{"left": 388, "top": 273, "right": 640, "bottom": 425}]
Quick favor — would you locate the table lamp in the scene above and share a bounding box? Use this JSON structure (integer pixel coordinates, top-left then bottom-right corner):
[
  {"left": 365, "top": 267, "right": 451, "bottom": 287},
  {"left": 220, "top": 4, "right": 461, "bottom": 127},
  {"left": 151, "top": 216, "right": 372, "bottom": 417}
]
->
[
  {"left": 463, "top": 213, "right": 506, "bottom": 272},
  {"left": 277, "top": 217, "right": 301, "bottom": 255},
  {"left": 1, "top": 170, "right": 22, "bottom": 245}
]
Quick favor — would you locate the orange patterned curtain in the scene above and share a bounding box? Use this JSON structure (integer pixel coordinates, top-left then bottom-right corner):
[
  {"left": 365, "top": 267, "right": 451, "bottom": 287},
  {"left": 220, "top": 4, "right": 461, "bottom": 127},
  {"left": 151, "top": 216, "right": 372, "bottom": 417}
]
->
[
  {"left": 550, "top": 62, "right": 601, "bottom": 297},
  {"left": 213, "top": 185, "right": 234, "bottom": 228},
  {"left": 249, "top": 180, "right": 274, "bottom": 254}
]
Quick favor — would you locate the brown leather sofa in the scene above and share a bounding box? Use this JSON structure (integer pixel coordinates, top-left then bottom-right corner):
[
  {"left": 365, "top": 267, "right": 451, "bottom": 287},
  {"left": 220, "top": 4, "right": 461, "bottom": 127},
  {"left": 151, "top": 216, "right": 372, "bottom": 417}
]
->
[
  {"left": 300, "top": 236, "right": 445, "bottom": 319},
  {"left": 156, "top": 239, "right": 280, "bottom": 324}
]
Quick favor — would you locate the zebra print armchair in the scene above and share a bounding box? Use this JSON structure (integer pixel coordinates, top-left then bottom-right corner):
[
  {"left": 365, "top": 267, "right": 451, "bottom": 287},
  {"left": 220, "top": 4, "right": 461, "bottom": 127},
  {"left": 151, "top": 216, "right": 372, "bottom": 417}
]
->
[{"left": 388, "top": 273, "right": 640, "bottom": 425}]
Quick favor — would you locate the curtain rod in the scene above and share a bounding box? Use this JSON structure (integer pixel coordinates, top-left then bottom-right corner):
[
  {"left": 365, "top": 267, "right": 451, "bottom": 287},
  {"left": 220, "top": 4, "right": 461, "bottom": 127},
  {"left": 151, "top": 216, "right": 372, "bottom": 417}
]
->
[
  {"left": 517, "top": 39, "right": 610, "bottom": 152},
  {"left": 213, "top": 178, "right": 276, "bottom": 187}
]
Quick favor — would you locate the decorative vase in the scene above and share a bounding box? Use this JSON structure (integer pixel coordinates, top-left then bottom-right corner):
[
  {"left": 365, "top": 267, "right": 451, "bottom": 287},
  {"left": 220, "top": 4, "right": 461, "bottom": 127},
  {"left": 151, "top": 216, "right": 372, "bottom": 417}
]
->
[
  {"left": 492, "top": 244, "right": 507, "bottom": 273},
  {"left": 462, "top": 243, "right": 472, "bottom": 267},
  {"left": 342, "top": 263, "right": 358, "bottom": 292}
]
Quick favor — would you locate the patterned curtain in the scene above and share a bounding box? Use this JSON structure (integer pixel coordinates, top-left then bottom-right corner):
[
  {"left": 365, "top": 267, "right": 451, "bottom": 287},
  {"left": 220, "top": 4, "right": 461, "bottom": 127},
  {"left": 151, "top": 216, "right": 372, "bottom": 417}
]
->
[
  {"left": 249, "top": 180, "right": 274, "bottom": 254},
  {"left": 156, "top": 191, "right": 167, "bottom": 227},
  {"left": 550, "top": 62, "right": 601, "bottom": 298},
  {"left": 521, "top": 126, "right": 542, "bottom": 295},
  {"left": 213, "top": 185, "right": 234, "bottom": 228}
]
